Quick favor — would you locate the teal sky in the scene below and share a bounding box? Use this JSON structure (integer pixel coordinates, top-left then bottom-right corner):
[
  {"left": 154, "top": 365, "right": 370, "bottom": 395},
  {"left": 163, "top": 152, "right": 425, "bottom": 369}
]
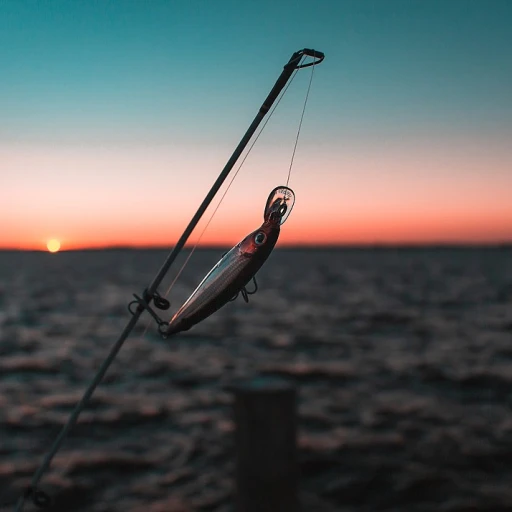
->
[{"left": 2, "top": 0, "right": 512, "bottom": 248}]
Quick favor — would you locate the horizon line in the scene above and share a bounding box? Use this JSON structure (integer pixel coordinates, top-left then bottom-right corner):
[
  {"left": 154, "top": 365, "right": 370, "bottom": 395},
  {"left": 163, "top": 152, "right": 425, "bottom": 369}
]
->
[{"left": 2, "top": 241, "right": 512, "bottom": 252}]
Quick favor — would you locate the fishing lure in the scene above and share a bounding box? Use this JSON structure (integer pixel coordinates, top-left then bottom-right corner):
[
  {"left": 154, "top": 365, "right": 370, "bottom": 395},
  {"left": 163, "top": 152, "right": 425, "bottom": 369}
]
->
[{"left": 164, "top": 185, "right": 295, "bottom": 336}]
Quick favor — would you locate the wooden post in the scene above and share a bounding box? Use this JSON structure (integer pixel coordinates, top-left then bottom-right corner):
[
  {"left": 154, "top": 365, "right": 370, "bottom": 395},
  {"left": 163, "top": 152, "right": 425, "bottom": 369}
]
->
[{"left": 232, "top": 376, "right": 299, "bottom": 512}]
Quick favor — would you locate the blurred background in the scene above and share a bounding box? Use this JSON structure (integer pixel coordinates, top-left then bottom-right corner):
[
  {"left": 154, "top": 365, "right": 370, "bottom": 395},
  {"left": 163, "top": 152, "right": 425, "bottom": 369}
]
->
[{"left": 1, "top": 248, "right": 512, "bottom": 511}]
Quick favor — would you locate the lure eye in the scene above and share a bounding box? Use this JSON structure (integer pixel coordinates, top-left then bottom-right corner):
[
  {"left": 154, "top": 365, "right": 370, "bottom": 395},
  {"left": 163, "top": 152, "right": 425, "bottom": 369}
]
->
[{"left": 254, "top": 232, "right": 266, "bottom": 245}]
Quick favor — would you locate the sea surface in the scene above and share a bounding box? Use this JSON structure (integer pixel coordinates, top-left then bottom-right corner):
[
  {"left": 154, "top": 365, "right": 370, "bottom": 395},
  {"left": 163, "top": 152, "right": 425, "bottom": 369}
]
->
[{"left": 1, "top": 247, "right": 512, "bottom": 511}]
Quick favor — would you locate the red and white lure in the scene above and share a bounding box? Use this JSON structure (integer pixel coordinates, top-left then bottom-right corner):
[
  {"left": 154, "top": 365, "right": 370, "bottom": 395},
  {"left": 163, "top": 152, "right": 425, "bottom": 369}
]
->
[{"left": 164, "top": 186, "right": 295, "bottom": 336}]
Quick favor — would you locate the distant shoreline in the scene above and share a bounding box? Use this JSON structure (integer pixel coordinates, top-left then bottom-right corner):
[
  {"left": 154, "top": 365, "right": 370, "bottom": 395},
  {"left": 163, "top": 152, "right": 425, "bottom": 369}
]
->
[{"left": 2, "top": 243, "right": 512, "bottom": 253}]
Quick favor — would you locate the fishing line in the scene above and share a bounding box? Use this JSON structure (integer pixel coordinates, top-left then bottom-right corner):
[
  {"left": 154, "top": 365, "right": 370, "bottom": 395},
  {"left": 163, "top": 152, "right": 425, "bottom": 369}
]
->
[
  {"left": 161, "top": 61, "right": 304, "bottom": 300},
  {"left": 136, "top": 62, "right": 303, "bottom": 340},
  {"left": 140, "top": 56, "right": 314, "bottom": 334},
  {"left": 286, "top": 55, "right": 316, "bottom": 188}
]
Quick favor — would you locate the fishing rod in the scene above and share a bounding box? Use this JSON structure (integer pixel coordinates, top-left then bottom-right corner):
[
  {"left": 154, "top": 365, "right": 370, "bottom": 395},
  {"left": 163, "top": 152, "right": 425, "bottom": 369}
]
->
[{"left": 14, "top": 47, "right": 324, "bottom": 511}]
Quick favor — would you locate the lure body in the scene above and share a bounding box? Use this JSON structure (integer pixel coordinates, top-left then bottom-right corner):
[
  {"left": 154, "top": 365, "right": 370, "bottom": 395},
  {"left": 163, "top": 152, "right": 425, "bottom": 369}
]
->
[{"left": 165, "top": 186, "right": 295, "bottom": 336}]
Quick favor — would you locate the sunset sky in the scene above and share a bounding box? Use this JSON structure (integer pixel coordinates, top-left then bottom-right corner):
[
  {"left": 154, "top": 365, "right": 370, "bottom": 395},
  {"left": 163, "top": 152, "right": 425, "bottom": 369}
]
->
[{"left": 2, "top": 0, "right": 511, "bottom": 250}]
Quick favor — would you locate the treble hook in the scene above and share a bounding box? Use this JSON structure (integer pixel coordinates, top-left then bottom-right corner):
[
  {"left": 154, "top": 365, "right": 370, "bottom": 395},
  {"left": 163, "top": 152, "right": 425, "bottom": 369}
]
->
[{"left": 229, "top": 275, "right": 258, "bottom": 303}]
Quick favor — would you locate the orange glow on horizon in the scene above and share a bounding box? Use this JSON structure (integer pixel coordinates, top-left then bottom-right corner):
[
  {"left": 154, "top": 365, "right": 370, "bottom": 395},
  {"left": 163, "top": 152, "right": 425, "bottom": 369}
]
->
[
  {"left": 3, "top": 134, "right": 512, "bottom": 251},
  {"left": 2, "top": 207, "right": 511, "bottom": 251}
]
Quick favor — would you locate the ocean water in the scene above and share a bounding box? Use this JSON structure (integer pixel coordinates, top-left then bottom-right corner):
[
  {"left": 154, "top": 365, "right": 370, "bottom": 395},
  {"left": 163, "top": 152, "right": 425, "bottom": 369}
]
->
[{"left": 1, "top": 247, "right": 512, "bottom": 511}]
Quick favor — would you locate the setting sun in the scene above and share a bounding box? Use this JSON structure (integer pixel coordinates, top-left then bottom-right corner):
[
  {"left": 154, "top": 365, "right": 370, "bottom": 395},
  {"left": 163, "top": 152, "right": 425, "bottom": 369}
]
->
[{"left": 46, "top": 239, "right": 61, "bottom": 253}]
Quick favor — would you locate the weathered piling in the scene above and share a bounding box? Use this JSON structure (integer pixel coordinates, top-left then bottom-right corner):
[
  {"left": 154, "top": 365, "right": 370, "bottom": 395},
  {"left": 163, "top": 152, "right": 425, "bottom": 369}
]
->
[{"left": 232, "top": 377, "right": 299, "bottom": 512}]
